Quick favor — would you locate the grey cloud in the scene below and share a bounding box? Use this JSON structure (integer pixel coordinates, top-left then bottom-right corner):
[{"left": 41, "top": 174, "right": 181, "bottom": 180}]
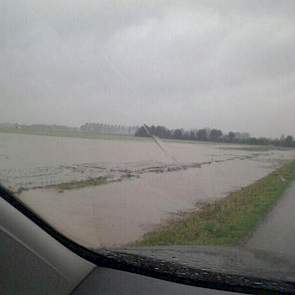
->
[{"left": 1, "top": 0, "right": 295, "bottom": 137}]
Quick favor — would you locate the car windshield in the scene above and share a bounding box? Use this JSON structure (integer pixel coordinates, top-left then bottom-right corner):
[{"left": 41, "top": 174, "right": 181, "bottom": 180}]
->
[{"left": 1, "top": 0, "right": 295, "bottom": 286}]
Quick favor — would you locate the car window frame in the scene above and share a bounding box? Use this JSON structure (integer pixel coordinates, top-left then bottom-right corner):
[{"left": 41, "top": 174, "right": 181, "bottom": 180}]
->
[{"left": 1, "top": 183, "right": 294, "bottom": 295}]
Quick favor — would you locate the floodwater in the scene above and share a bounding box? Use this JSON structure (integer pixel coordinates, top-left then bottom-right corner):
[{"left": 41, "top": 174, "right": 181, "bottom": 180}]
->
[{"left": 1, "top": 132, "right": 295, "bottom": 248}]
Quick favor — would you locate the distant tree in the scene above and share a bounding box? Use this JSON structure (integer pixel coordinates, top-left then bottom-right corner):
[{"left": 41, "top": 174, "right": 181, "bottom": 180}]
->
[
  {"left": 173, "top": 129, "right": 184, "bottom": 139},
  {"left": 271, "top": 138, "right": 281, "bottom": 146},
  {"left": 189, "top": 130, "right": 197, "bottom": 141},
  {"left": 228, "top": 131, "right": 235, "bottom": 142},
  {"left": 134, "top": 124, "right": 294, "bottom": 148},
  {"left": 255, "top": 137, "right": 271, "bottom": 145},
  {"left": 135, "top": 126, "right": 148, "bottom": 137},
  {"left": 196, "top": 129, "right": 208, "bottom": 141},
  {"left": 247, "top": 137, "right": 258, "bottom": 145},
  {"left": 155, "top": 125, "right": 171, "bottom": 138},
  {"left": 182, "top": 131, "right": 191, "bottom": 140},
  {"left": 150, "top": 125, "right": 156, "bottom": 135},
  {"left": 284, "top": 135, "right": 294, "bottom": 147},
  {"left": 209, "top": 129, "right": 223, "bottom": 141}
]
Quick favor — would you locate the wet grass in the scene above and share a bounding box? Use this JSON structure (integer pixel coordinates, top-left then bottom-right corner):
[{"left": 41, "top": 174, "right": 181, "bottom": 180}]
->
[
  {"left": 14, "top": 177, "right": 110, "bottom": 195},
  {"left": 135, "top": 160, "right": 295, "bottom": 247},
  {"left": 219, "top": 145, "right": 293, "bottom": 152},
  {"left": 48, "top": 177, "right": 108, "bottom": 192}
]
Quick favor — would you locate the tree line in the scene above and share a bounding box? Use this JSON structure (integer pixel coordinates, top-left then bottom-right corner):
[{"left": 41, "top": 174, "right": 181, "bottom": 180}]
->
[{"left": 135, "top": 125, "right": 295, "bottom": 148}]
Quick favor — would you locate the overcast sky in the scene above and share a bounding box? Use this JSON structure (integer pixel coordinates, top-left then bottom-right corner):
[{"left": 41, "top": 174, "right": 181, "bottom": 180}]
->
[{"left": 1, "top": 0, "right": 295, "bottom": 137}]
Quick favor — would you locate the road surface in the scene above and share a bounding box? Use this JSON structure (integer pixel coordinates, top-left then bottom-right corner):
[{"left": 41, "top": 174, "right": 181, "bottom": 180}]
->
[{"left": 247, "top": 181, "right": 295, "bottom": 260}]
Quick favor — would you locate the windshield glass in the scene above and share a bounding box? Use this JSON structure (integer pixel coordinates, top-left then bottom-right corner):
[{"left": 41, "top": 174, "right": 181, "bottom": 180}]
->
[{"left": 1, "top": 0, "right": 295, "bottom": 283}]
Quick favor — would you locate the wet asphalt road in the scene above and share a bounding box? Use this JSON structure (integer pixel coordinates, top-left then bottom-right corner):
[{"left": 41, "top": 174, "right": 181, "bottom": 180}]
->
[{"left": 247, "top": 181, "right": 295, "bottom": 260}]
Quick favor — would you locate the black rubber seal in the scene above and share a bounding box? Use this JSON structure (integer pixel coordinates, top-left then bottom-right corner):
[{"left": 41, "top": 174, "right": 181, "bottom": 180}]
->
[{"left": 1, "top": 183, "right": 295, "bottom": 294}]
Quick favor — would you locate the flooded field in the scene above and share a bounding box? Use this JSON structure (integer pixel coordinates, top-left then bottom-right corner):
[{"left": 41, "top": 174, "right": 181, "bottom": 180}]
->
[{"left": 1, "top": 132, "right": 295, "bottom": 248}]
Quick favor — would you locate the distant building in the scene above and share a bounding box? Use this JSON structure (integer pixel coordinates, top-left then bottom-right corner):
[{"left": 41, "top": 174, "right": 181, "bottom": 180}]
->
[
  {"left": 80, "top": 123, "right": 139, "bottom": 136},
  {"left": 0, "top": 123, "right": 78, "bottom": 132}
]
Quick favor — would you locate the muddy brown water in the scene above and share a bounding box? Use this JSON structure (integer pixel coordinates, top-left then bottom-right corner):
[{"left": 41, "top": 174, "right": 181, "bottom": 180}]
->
[{"left": 0, "top": 132, "right": 295, "bottom": 248}]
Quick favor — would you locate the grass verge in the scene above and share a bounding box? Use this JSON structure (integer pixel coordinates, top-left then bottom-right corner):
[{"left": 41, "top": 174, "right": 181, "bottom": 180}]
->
[{"left": 135, "top": 160, "right": 295, "bottom": 247}]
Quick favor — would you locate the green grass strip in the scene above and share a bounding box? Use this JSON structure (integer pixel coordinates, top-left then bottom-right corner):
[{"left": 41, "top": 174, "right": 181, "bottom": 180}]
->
[{"left": 135, "top": 160, "right": 295, "bottom": 247}]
